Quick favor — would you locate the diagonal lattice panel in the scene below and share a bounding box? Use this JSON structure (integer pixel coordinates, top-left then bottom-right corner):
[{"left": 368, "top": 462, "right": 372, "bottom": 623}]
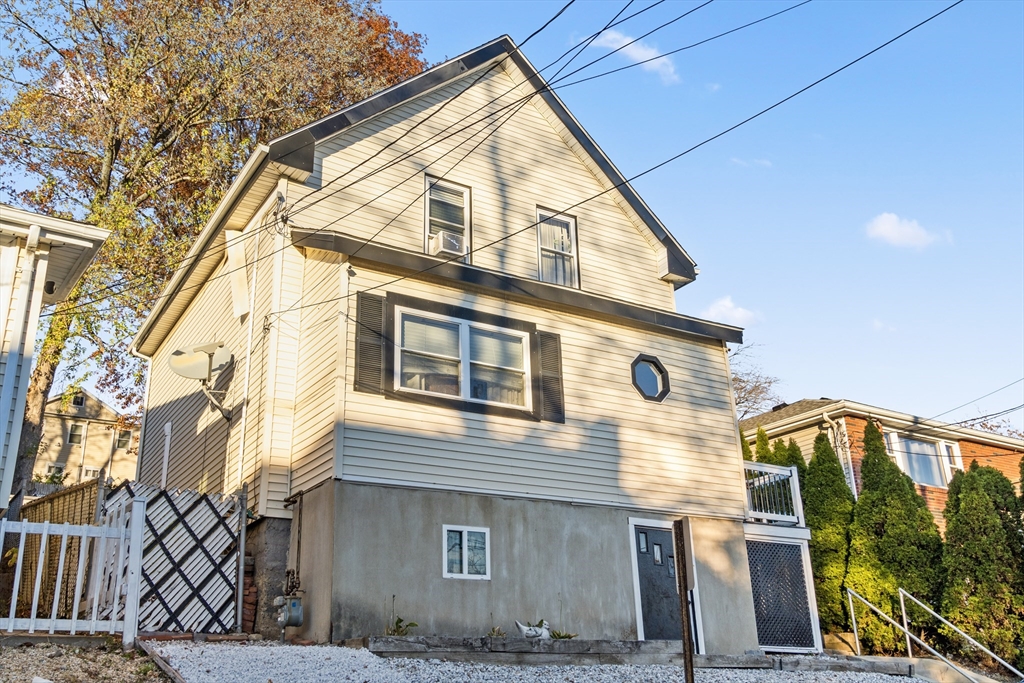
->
[
  {"left": 105, "top": 482, "right": 242, "bottom": 633},
  {"left": 746, "top": 540, "right": 816, "bottom": 650}
]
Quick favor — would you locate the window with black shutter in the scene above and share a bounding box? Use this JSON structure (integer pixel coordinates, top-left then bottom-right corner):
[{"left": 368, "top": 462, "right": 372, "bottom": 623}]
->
[{"left": 353, "top": 292, "right": 566, "bottom": 423}]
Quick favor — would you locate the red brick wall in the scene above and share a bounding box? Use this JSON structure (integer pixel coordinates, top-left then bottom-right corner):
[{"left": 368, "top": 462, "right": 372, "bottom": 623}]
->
[
  {"left": 844, "top": 416, "right": 869, "bottom": 494},
  {"left": 957, "top": 440, "right": 1023, "bottom": 491},
  {"left": 916, "top": 485, "right": 948, "bottom": 535}
]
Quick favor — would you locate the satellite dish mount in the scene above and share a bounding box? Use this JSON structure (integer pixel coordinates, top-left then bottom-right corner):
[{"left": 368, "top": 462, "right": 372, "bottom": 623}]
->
[{"left": 168, "top": 341, "right": 234, "bottom": 420}]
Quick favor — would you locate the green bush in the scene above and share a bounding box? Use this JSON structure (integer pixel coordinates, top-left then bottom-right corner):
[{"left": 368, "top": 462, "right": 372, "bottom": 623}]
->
[
  {"left": 803, "top": 432, "right": 854, "bottom": 632},
  {"left": 846, "top": 420, "right": 943, "bottom": 653},
  {"left": 754, "top": 427, "right": 773, "bottom": 463},
  {"left": 740, "top": 429, "right": 753, "bottom": 461},
  {"left": 941, "top": 466, "right": 1024, "bottom": 666}
]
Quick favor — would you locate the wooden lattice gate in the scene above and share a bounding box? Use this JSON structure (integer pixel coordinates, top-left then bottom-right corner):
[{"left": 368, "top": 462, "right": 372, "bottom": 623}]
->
[{"left": 104, "top": 482, "right": 246, "bottom": 634}]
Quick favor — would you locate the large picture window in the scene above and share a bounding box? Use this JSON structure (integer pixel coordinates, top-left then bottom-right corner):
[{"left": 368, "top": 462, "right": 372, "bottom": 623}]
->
[
  {"left": 537, "top": 210, "right": 578, "bottom": 287},
  {"left": 396, "top": 307, "right": 530, "bottom": 409},
  {"left": 884, "top": 432, "right": 962, "bottom": 488}
]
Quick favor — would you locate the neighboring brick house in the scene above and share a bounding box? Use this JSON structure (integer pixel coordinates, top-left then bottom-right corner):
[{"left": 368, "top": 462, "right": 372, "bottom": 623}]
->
[
  {"left": 740, "top": 399, "right": 1024, "bottom": 531},
  {"left": 34, "top": 389, "right": 138, "bottom": 485}
]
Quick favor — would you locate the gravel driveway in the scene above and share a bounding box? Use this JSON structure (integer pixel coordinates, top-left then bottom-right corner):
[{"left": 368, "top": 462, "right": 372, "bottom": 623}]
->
[{"left": 156, "top": 642, "right": 907, "bottom": 683}]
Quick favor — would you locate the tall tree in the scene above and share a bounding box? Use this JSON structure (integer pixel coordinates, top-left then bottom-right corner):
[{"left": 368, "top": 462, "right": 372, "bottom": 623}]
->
[
  {"left": 728, "top": 344, "right": 783, "bottom": 420},
  {"left": 754, "top": 427, "right": 773, "bottom": 463},
  {"left": 803, "top": 432, "right": 854, "bottom": 633},
  {"left": 942, "top": 468, "right": 1024, "bottom": 666},
  {"left": 0, "top": 0, "right": 426, "bottom": 498},
  {"left": 739, "top": 429, "right": 753, "bottom": 461},
  {"left": 846, "top": 420, "right": 943, "bottom": 652}
]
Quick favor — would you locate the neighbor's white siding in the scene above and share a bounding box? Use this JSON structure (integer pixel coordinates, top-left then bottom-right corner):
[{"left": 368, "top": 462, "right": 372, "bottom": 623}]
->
[
  {"left": 338, "top": 268, "right": 747, "bottom": 520},
  {"left": 289, "top": 64, "right": 675, "bottom": 311}
]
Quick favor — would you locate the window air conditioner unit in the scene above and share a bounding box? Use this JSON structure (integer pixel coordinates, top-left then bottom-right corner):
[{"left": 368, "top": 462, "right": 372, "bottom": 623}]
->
[{"left": 428, "top": 230, "right": 466, "bottom": 258}]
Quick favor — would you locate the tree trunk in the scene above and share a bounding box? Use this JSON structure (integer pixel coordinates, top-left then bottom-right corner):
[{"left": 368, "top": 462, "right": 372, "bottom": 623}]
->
[{"left": 6, "top": 302, "right": 75, "bottom": 519}]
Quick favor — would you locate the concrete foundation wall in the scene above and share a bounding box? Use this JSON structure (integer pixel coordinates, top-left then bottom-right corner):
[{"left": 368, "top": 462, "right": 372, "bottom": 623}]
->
[
  {"left": 690, "top": 517, "right": 760, "bottom": 655},
  {"left": 325, "top": 481, "right": 760, "bottom": 655}
]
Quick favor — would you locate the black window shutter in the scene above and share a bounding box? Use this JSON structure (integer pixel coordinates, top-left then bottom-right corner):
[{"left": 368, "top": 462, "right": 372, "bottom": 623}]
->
[
  {"left": 537, "top": 331, "right": 565, "bottom": 423},
  {"left": 354, "top": 292, "right": 386, "bottom": 394}
]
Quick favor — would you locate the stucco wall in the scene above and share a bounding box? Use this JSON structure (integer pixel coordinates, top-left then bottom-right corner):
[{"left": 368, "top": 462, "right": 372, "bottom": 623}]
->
[{"left": 325, "top": 481, "right": 759, "bottom": 654}]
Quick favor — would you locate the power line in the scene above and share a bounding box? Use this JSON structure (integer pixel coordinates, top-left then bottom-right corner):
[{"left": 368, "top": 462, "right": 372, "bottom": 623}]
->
[
  {"left": 275, "top": 0, "right": 965, "bottom": 317},
  {"left": 45, "top": 0, "right": 737, "bottom": 319},
  {"left": 910, "top": 378, "right": 1024, "bottom": 424}
]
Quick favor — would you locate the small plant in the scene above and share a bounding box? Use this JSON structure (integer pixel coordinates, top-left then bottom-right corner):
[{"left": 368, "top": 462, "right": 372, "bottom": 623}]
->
[
  {"left": 384, "top": 616, "right": 418, "bottom": 636},
  {"left": 138, "top": 661, "right": 156, "bottom": 675},
  {"left": 486, "top": 625, "right": 506, "bottom": 638},
  {"left": 550, "top": 629, "right": 577, "bottom": 639},
  {"left": 3, "top": 547, "right": 17, "bottom": 568}
]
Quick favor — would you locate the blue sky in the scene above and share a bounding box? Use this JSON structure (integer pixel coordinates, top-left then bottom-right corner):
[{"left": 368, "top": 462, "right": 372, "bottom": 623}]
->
[{"left": 384, "top": 0, "right": 1024, "bottom": 430}]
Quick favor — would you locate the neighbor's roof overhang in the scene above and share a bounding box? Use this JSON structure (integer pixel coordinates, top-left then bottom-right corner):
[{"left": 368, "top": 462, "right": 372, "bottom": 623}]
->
[
  {"left": 132, "top": 35, "right": 700, "bottom": 356},
  {"left": 747, "top": 399, "right": 1024, "bottom": 452},
  {"left": 0, "top": 203, "right": 109, "bottom": 304}
]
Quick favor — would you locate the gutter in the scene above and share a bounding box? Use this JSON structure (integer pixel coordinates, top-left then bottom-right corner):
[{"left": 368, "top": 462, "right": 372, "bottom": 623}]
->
[{"left": 129, "top": 145, "right": 272, "bottom": 357}]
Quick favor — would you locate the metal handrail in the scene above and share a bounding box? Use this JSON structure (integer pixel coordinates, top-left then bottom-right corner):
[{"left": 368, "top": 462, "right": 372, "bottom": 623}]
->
[
  {"left": 899, "top": 588, "right": 1023, "bottom": 680},
  {"left": 846, "top": 588, "right": 981, "bottom": 683}
]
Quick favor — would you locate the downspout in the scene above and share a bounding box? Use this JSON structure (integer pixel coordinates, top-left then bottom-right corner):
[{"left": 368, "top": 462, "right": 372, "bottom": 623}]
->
[
  {"left": 822, "top": 412, "right": 857, "bottom": 499},
  {"left": 129, "top": 349, "right": 152, "bottom": 483}
]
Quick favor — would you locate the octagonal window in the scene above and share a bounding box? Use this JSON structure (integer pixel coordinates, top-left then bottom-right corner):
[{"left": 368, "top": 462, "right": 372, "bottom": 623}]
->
[{"left": 631, "top": 354, "right": 670, "bottom": 402}]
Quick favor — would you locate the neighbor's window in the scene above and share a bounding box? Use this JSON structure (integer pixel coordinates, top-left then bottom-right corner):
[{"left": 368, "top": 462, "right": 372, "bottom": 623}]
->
[
  {"left": 68, "top": 424, "right": 84, "bottom": 445},
  {"left": 46, "top": 463, "right": 65, "bottom": 476},
  {"left": 116, "top": 430, "right": 132, "bottom": 449},
  {"left": 443, "top": 525, "right": 490, "bottom": 580},
  {"left": 71, "top": 394, "right": 85, "bottom": 407},
  {"left": 537, "top": 211, "right": 577, "bottom": 287},
  {"left": 426, "top": 177, "right": 469, "bottom": 243},
  {"left": 901, "top": 438, "right": 945, "bottom": 487},
  {"left": 82, "top": 467, "right": 101, "bottom": 479},
  {"left": 396, "top": 307, "right": 530, "bottom": 409}
]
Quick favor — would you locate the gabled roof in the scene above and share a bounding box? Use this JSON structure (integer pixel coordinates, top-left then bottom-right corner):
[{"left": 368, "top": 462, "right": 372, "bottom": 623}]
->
[
  {"left": 740, "top": 398, "right": 1024, "bottom": 452},
  {"left": 132, "top": 36, "right": 701, "bottom": 357},
  {"left": 44, "top": 387, "right": 123, "bottom": 422}
]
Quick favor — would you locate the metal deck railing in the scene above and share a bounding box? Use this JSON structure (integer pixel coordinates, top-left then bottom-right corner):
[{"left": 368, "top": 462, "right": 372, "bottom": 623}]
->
[{"left": 743, "top": 462, "right": 804, "bottom": 527}]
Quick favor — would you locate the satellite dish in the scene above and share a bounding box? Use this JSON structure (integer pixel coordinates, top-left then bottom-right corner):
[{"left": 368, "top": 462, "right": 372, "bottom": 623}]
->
[{"left": 169, "top": 342, "right": 233, "bottom": 382}]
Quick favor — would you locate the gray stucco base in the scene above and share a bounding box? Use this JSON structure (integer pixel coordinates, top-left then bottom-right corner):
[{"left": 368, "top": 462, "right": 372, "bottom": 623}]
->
[{"left": 284, "top": 481, "right": 760, "bottom": 655}]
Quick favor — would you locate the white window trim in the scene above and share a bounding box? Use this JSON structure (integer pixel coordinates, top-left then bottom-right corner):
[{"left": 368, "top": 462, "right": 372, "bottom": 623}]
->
[
  {"left": 68, "top": 423, "right": 85, "bottom": 445},
  {"left": 115, "top": 430, "right": 132, "bottom": 450},
  {"left": 442, "top": 524, "right": 491, "bottom": 580},
  {"left": 884, "top": 430, "right": 963, "bottom": 489},
  {"left": 45, "top": 463, "right": 66, "bottom": 475},
  {"left": 424, "top": 176, "right": 472, "bottom": 258},
  {"left": 394, "top": 305, "right": 533, "bottom": 411},
  {"left": 536, "top": 208, "right": 579, "bottom": 288},
  {"left": 71, "top": 394, "right": 85, "bottom": 407}
]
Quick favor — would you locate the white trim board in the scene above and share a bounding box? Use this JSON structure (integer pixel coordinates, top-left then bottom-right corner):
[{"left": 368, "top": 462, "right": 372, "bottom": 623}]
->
[{"left": 626, "top": 516, "right": 704, "bottom": 651}]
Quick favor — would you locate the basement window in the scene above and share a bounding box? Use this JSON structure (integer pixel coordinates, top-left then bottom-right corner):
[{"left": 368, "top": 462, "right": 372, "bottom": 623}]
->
[{"left": 443, "top": 525, "right": 490, "bottom": 580}]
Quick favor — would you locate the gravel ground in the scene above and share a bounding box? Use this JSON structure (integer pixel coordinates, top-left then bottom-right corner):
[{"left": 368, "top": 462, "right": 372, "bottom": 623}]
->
[
  {"left": 0, "top": 642, "right": 167, "bottom": 683},
  {"left": 157, "top": 642, "right": 907, "bottom": 683}
]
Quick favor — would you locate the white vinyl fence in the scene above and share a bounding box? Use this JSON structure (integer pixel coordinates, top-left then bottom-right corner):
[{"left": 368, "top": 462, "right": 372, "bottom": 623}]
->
[{"left": 0, "top": 497, "right": 146, "bottom": 647}]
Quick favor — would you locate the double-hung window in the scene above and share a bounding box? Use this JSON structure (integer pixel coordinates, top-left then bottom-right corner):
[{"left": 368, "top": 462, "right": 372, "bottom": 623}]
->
[
  {"left": 116, "top": 430, "right": 132, "bottom": 449},
  {"left": 443, "top": 525, "right": 490, "bottom": 580},
  {"left": 68, "top": 424, "right": 84, "bottom": 445},
  {"left": 425, "top": 177, "right": 470, "bottom": 250},
  {"left": 537, "top": 210, "right": 578, "bottom": 287},
  {"left": 396, "top": 307, "right": 530, "bottom": 409},
  {"left": 885, "top": 432, "right": 962, "bottom": 488}
]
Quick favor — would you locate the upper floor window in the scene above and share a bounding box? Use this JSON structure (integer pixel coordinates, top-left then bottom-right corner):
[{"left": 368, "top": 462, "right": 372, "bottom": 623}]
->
[
  {"left": 68, "top": 424, "right": 84, "bottom": 445},
  {"left": 425, "top": 177, "right": 470, "bottom": 258},
  {"left": 884, "top": 431, "right": 961, "bottom": 488},
  {"left": 116, "top": 430, "right": 131, "bottom": 449},
  {"left": 71, "top": 394, "right": 85, "bottom": 407},
  {"left": 396, "top": 307, "right": 530, "bottom": 410},
  {"left": 537, "top": 210, "right": 578, "bottom": 287}
]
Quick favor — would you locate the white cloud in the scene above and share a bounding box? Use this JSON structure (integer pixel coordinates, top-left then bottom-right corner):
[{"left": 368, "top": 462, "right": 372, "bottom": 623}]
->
[
  {"left": 591, "top": 30, "right": 678, "bottom": 84},
  {"left": 871, "top": 318, "right": 896, "bottom": 332},
  {"left": 865, "top": 212, "right": 947, "bottom": 248},
  {"left": 730, "top": 158, "right": 772, "bottom": 168},
  {"left": 701, "top": 296, "right": 760, "bottom": 327},
  {"left": 706, "top": 83, "right": 721, "bottom": 93}
]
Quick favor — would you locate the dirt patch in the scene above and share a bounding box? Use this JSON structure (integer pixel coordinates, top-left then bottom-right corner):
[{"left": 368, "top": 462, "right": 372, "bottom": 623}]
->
[{"left": 0, "top": 641, "right": 167, "bottom": 683}]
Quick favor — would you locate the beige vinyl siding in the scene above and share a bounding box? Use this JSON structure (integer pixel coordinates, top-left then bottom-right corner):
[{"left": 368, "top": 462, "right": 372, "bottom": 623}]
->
[
  {"left": 35, "top": 415, "right": 138, "bottom": 485},
  {"left": 289, "top": 65, "right": 675, "bottom": 311},
  {"left": 290, "top": 250, "right": 342, "bottom": 492},
  {"left": 339, "top": 268, "right": 746, "bottom": 519},
  {"left": 0, "top": 253, "right": 26, "bottom": 486},
  {"left": 140, "top": 256, "right": 248, "bottom": 494},
  {"left": 784, "top": 425, "right": 820, "bottom": 465}
]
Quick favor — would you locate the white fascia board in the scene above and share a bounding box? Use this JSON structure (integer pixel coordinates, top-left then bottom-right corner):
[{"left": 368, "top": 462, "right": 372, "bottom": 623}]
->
[
  {"left": 754, "top": 400, "right": 1024, "bottom": 451},
  {"left": 130, "top": 145, "right": 271, "bottom": 358}
]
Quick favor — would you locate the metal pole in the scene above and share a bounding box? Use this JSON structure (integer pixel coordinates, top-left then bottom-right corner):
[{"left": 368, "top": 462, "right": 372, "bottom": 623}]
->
[
  {"left": 672, "top": 518, "right": 695, "bottom": 683},
  {"left": 899, "top": 589, "right": 911, "bottom": 656},
  {"left": 847, "top": 589, "right": 861, "bottom": 656},
  {"left": 235, "top": 483, "right": 248, "bottom": 633}
]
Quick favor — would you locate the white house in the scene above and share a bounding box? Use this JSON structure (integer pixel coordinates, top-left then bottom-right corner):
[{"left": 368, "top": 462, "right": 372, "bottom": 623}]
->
[
  {"left": 130, "top": 37, "right": 818, "bottom": 652},
  {"left": 0, "top": 204, "right": 109, "bottom": 502}
]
